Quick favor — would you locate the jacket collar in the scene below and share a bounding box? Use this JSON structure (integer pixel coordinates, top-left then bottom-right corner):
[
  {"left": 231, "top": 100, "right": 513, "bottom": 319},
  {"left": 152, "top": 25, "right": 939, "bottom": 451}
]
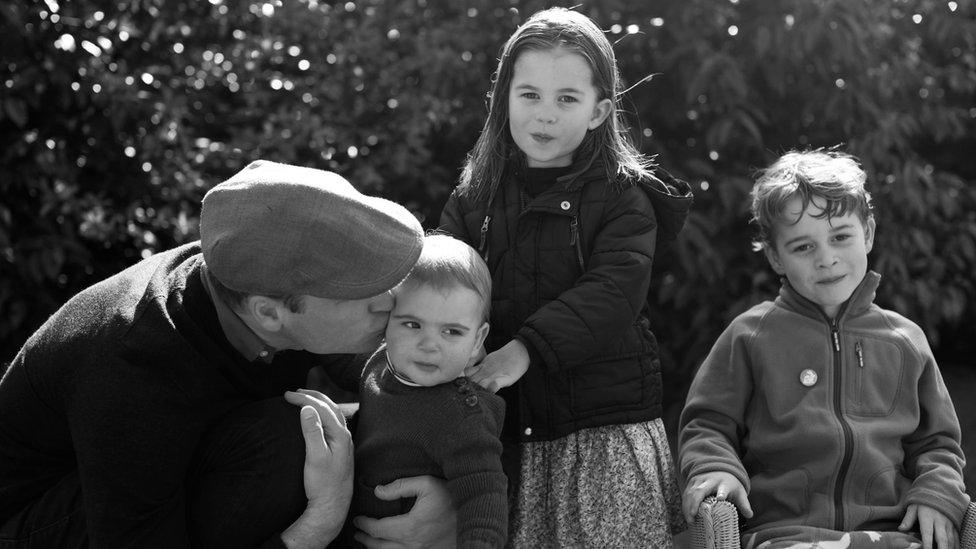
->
[{"left": 777, "top": 270, "right": 881, "bottom": 322}]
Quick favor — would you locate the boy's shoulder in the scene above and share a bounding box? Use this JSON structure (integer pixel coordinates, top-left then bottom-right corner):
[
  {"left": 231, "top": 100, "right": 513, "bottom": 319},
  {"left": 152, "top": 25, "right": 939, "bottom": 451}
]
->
[
  {"left": 857, "top": 302, "right": 934, "bottom": 358},
  {"left": 445, "top": 377, "right": 505, "bottom": 423}
]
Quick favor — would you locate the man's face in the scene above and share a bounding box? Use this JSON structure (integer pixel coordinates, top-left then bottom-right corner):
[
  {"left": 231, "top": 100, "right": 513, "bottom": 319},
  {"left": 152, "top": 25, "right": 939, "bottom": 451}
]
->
[
  {"left": 280, "top": 291, "right": 395, "bottom": 354},
  {"left": 765, "top": 195, "right": 875, "bottom": 319},
  {"left": 384, "top": 283, "right": 488, "bottom": 387}
]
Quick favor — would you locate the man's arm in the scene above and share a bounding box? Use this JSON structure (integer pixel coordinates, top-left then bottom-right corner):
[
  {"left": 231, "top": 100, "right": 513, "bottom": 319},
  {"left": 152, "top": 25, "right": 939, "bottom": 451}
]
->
[{"left": 352, "top": 476, "right": 457, "bottom": 549}]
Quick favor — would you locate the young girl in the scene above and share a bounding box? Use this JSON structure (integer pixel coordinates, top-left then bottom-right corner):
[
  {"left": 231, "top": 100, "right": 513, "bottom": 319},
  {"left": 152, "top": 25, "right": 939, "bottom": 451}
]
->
[{"left": 440, "top": 7, "right": 692, "bottom": 546}]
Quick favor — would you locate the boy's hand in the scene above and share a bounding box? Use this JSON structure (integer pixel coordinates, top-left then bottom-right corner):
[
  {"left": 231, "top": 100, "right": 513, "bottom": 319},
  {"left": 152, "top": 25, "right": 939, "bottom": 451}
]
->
[
  {"left": 353, "top": 475, "right": 456, "bottom": 548},
  {"left": 682, "top": 471, "right": 753, "bottom": 525},
  {"left": 899, "top": 503, "right": 958, "bottom": 549},
  {"left": 466, "top": 339, "right": 529, "bottom": 393}
]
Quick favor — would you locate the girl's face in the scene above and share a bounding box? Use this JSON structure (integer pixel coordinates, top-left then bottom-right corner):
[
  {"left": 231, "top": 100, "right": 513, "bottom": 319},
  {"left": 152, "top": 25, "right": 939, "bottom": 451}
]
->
[{"left": 507, "top": 47, "right": 611, "bottom": 168}]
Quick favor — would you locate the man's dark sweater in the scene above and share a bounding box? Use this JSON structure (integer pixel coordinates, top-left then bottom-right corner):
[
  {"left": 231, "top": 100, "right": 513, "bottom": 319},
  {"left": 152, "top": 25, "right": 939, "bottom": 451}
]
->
[
  {"left": 354, "top": 349, "right": 508, "bottom": 548},
  {"left": 0, "top": 242, "right": 359, "bottom": 547}
]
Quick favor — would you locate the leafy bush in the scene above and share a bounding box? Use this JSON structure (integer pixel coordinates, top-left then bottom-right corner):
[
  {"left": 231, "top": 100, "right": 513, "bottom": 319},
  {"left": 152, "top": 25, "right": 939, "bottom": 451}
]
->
[{"left": 2, "top": 0, "right": 975, "bottom": 412}]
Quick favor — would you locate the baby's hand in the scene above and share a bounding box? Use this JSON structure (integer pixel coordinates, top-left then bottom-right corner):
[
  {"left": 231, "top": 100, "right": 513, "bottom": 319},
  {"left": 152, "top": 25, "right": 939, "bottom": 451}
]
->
[
  {"left": 466, "top": 339, "right": 529, "bottom": 393},
  {"left": 899, "top": 503, "right": 958, "bottom": 549},
  {"left": 682, "top": 471, "right": 753, "bottom": 525}
]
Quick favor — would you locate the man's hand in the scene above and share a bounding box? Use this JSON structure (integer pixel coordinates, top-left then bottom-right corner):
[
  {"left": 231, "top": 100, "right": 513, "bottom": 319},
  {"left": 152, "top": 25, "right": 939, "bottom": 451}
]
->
[
  {"left": 352, "top": 475, "right": 456, "bottom": 549},
  {"left": 899, "top": 503, "right": 958, "bottom": 549},
  {"left": 466, "top": 339, "right": 530, "bottom": 393},
  {"left": 279, "top": 389, "right": 354, "bottom": 549},
  {"left": 682, "top": 471, "right": 752, "bottom": 525}
]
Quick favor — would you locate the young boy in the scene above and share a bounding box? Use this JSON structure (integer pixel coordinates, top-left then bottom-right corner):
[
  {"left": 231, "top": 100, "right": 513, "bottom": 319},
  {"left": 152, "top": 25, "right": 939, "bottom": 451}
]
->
[
  {"left": 351, "top": 234, "right": 507, "bottom": 548},
  {"left": 678, "top": 150, "right": 969, "bottom": 549}
]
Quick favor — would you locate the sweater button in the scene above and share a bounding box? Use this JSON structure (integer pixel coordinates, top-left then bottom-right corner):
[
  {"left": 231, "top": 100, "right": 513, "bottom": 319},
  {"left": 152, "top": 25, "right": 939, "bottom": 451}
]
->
[
  {"left": 524, "top": 427, "right": 532, "bottom": 436},
  {"left": 465, "top": 395, "right": 478, "bottom": 407},
  {"left": 560, "top": 201, "right": 571, "bottom": 210}
]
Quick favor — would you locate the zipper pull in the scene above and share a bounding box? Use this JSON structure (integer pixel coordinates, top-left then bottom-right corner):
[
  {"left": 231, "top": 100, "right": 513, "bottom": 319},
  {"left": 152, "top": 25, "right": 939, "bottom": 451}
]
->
[
  {"left": 832, "top": 329, "right": 840, "bottom": 352},
  {"left": 477, "top": 215, "right": 491, "bottom": 257},
  {"left": 855, "top": 341, "right": 864, "bottom": 368},
  {"left": 569, "top": 217, "right": 578, "bottom": 245}
]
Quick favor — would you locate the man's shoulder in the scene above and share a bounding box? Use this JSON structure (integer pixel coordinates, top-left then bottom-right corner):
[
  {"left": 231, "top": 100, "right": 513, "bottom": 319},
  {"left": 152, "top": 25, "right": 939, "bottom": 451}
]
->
[{"left": 23, "top": 244, "right": 203, "bottom": 353}]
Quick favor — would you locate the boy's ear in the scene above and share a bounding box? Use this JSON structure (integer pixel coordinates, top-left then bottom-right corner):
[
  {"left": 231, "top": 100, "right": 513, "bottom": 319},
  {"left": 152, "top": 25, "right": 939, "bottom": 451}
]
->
[
  {"left": 587, "top": 98, "right": 612, "bottom": 130},
  {"left": 244, "top": 295, "right": 286, "bottom": 332},
  {"left": 764, "top": 245, "right": 786, "bottom": 275},
  {"left": 471, "top": 322, "right": 490, "bottom": 357},
  {"left": 864, "top": 217, "right": 876, "bottom": 253}
]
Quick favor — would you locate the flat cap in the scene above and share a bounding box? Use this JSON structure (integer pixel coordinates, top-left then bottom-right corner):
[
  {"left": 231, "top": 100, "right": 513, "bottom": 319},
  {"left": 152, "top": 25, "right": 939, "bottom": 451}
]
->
[{"left": 200, "top": 160, "right": 423, "bottom": 300}]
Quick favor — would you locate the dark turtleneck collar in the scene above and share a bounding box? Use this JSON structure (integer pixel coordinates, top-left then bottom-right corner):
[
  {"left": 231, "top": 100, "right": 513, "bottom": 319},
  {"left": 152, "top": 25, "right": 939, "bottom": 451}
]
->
[{"left": 519, "top": 165, "right": 575, "bottom": 198}]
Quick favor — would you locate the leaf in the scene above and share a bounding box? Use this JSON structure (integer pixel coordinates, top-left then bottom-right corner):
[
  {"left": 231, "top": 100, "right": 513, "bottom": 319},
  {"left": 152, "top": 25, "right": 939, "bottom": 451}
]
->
[{"left": 3, "top": 98, "right": 28, "bottom": 128}]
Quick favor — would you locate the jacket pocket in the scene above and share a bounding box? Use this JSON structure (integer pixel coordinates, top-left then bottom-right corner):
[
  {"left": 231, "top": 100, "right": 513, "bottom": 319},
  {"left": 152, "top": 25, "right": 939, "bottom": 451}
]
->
[
  {"left": 568, "top": 355, "right": 651, "bottom": 416},
  {"left": 847, "top": 336, "right": 904, "bottom": 417},
  {"left": 749, "top": 468, "right": 811, "bottom": 526},
  {"left": 863, "top": 466, "right": 912, "bottom": 523}
]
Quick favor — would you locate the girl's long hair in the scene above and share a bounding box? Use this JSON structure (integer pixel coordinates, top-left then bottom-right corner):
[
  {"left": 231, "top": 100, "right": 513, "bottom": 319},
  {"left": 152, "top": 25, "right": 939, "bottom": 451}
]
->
[{"left": 458, "top": 7, "right": 654, "bottom": 202}]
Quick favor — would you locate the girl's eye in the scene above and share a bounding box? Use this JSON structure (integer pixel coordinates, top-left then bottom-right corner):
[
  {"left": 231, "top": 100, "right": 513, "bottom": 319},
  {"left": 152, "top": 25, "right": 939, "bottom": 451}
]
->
[
  {"left": 521, "top": 92, "right": 539, "bottom": 100},
  {"left": 559, "top": 95, "right": 578, "bottom": 103},
  {"left": 444, "top": 328, "right": 464, "bottom": 337},
  {"left": 792, "top": 244, "right": 812, "bottom": 254},
  {"left": 403, "top": 321, "right": 420, "bottom": 329}
]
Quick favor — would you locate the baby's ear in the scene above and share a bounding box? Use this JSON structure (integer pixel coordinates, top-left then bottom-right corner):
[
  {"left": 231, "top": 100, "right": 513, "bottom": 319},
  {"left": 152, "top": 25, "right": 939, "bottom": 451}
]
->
[
  {"left": 587, "top": 98, "right": 612, "bottom": 130},
  {"left": 473, "top": 322, "right": 490, "bottom": 352}
]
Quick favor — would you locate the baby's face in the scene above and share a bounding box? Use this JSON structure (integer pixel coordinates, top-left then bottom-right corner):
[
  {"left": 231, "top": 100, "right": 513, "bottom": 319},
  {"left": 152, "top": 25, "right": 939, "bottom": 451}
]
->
[
  {"left": 384, "top": 283, "right": 488, "bottom": 387},
  {"left": 765, "top": 195, "right": 875, "bottom": 319}
]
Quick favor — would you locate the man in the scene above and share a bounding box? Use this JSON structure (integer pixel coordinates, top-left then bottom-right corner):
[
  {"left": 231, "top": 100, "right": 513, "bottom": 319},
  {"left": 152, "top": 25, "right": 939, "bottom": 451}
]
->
[{"left": 0, "top": 160, "right": 455, "bottom": 548}]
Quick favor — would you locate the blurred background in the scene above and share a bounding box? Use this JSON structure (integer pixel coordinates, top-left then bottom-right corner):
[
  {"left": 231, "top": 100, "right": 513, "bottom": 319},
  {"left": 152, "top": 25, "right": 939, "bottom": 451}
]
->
[{"left": 1, "top": 0, "right": 974, "bottom": 491}]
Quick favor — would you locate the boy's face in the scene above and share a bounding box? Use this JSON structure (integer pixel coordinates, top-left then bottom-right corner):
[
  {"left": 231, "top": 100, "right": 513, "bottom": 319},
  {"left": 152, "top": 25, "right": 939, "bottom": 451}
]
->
[
  {"left": 765, "top": 195, "right": 875, "bottom": 319},
  {"left": 384, "top": 282, "right": 489, "bottom": 387}
]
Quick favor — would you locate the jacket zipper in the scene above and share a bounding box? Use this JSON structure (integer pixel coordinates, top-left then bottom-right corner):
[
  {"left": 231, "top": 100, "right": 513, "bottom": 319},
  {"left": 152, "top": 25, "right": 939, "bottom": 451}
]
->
[
  {"left": 478, "top": 215, "right": 491, "bottom": 261},
  {"left": 569, "top": 216, "right": 584, "bottom": 270},
  {"left": 831, "top": 319, "right": 854, "bottom": 531}
]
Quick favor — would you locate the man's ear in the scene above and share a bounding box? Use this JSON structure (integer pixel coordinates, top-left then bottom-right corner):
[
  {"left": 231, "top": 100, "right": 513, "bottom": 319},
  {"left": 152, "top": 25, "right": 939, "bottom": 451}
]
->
[
  {"left": 864, "top": 217, "right": 876, "bottom": 254},
  {"left": 764, "top": 245, "right": 786, "bottom": 275},
  {"left": 587, "top": 98, "right": 612, "bottom": 130},
  {"left": 243, "top": 295, "right": 286, "bottom": 332}
]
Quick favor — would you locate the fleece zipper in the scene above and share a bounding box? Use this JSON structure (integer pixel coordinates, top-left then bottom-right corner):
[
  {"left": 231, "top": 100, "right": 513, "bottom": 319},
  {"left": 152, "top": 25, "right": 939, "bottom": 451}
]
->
[{"left": 830, "top": 316, "right": 854, "bottom": 531}]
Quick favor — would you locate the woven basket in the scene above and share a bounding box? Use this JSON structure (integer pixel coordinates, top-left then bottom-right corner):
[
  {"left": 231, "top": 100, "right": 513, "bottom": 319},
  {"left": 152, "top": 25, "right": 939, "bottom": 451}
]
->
[
  {"left": 691, "top": 496, "right": 740, "bottom": 549},
  {"left": 963, "top": 501, "right": 976, "bottom": 549}
]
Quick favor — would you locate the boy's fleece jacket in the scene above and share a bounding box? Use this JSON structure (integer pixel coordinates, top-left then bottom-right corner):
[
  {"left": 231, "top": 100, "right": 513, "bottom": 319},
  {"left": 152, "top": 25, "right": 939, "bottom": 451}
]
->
[{"left": 679, "top": 271, "right": 970, "bottom": 535}]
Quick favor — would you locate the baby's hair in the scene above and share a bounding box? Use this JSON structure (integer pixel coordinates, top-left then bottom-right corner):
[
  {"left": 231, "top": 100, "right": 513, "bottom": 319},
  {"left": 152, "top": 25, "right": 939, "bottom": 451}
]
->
[
  {"left": 401, "top": 233, "right": 492, "bottom": 322},
  {"left": 459, "top": 7, "right": 653, "bottom": 202},
  {"left": 750, "top": 148, "right": 873, "bottom": 250}
]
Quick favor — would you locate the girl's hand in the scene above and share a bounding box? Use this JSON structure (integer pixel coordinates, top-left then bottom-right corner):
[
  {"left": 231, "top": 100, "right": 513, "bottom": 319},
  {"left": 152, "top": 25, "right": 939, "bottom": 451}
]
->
[
  {"left": 466, "top": 339, "right": 530, "bottom": 393},
  {"left": 899, "top": 503, "right": 958, "bottom": 549}
]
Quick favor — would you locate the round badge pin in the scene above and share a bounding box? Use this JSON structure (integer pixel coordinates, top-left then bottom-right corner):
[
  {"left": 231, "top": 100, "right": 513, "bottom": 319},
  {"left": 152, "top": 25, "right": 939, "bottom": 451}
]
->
[{"left": 799, "top": 369, "right": 818, "bottom": 387}]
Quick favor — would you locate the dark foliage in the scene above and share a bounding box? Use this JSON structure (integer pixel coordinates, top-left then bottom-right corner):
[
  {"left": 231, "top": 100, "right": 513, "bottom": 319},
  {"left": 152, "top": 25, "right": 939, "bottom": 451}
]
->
[{"left": 2, "top": 1, "right": 975, "bottom": 410}]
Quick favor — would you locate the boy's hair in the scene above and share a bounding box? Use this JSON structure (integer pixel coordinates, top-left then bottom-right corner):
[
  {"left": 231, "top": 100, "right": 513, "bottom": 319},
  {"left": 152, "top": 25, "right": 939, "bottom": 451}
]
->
[
  {"left": 401, "top": 233, "right": 492, "bottom": 322},
  {"left": 750, "top": 149, "right": 874, "bottom": 250},
  {"left": 459, "top": 7, "right": 653, "bottom": 202}
]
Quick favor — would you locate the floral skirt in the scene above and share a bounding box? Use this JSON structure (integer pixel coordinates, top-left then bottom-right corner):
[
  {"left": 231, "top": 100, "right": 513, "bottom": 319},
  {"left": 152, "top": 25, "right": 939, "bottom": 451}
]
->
[{"left": 508, "top": 418, "right": 687, "bottom": 548}]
